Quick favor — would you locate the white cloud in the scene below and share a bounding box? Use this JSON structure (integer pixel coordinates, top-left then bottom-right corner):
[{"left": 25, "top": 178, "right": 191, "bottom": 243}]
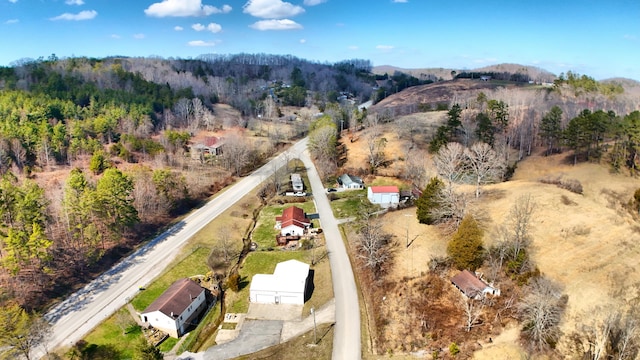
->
[
  {"left": 50, "top": 10, "right": 97, "bottom": 21},
  {"left": 348, "top": 45, "right": 359, "bottom": 50},
  {"left": 133, "top": 33, "right": 146, "bottom": 39},
  {"left": 243, "top": 0, "right": 304, "bottom": 19},
  {"left": 303, "top": 0, "right": 326, "bottom": 5},
  {"left": 249, "top": 19, "right": 302, "bottom": 30},
  {"left": 393, "top": 0, "right": 408, "bottom": 2},
  {"left": 191, "top": 22, "right": 221, "bottom": 32},
  {"left": 110, "top": 34, "right": 121, "bottom": 39},
  {"left": 5, "top": 19, "right": 19, "bottom": 24},
  {"left": 145, "top": 0, "right": 232, "bottom": 18},
  {"left": 8, "top": 0, "right": 18, "bottom": 3},
  {"left": 376, "top": 45, "right": 394, "bottom": 50},
  {"left": 65, "top": 0, "right": 85, "bottom": 5},
  {"left": 299, "top": 38, "right": 306, "bottom": 44},
  {"left": 174, "top": 26, "right": 184, "bottom": 31},
  {"left": 188, "top": 40, "right": 217, "bottom": 47}
]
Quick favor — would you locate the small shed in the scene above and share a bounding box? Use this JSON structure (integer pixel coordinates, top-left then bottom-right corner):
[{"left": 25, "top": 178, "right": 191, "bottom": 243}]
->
[
  {"left": 140, "top": 278, "right": 207, "bottom": 338},
  {"left": 249, "top": 260, "right": 310, "bottom": 305},
  {"left": 451, "top": 270, "right": 500, "bottom": 299},
  {"left": 367, "top": 185, "right": 400, "bottom": 208}
]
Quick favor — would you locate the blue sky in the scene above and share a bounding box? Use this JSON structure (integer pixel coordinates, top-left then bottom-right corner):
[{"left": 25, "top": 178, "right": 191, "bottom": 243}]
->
[{"left": 1, "top": 0, "right": 639, "bottom": 80}]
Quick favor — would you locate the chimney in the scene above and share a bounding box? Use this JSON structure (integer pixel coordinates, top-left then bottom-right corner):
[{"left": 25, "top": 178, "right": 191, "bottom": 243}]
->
[{"left": 170, "top": 311, "right": 174, "bottom": 317}]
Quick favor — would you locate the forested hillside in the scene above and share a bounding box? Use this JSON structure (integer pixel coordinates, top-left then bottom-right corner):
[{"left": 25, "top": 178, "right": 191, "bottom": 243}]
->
[{"left": 0, "top": 54, "right": 382, "bottom": 310}]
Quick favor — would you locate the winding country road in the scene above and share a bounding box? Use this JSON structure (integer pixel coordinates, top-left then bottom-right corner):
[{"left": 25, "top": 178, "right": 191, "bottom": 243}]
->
[
  {"left": 38, "top": 136, "right": 362, "bottom": 359},
  {"left": 300, "top": 149, "right": 361, "bottom": 360}
]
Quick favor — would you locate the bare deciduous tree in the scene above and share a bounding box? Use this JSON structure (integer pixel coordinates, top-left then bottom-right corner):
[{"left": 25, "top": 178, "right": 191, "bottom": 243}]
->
[
  {"left": 464, "top": 142, "right": 505, "bottom": 198},
  {"left": 365, "top": 131, "right": 387, "bottom": 174},
  {"left": 432, "top": 142, "right": 468, "bottom": 227},
  {"left": 433, "top": 142, "right": 465, "bottom": 192},
  {"left": 459, "top": 293, "right": 485, "bottom": 332},
  {"left": 505, "top": 193, "right": 536, "bottom": 259},
  {"left": 220, "top": 131, "right": 252, "bottom": 176},
  {"left": 518, "top": 277, "right": 567, "bottom": 353},
  {"left": 355, "top": 211, "right": 394, "bottom": 276},
  {"left": 569, "top": 306, "right": 640, "bottom": 360}
]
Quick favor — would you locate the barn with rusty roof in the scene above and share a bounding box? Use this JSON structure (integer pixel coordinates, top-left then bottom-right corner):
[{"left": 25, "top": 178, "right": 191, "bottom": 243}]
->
[{"left": 451, "top": 270, "right": 500, "bottom": 299}]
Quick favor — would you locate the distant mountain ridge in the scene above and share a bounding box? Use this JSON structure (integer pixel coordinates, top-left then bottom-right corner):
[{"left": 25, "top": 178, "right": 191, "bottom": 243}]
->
[{"left": 374, "top": 63, "right": 556, "bottom": 83}]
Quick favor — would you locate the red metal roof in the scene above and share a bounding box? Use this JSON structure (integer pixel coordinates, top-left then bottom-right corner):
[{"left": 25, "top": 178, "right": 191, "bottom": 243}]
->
[
  {"left": 276, "top": 206, "right": 310, "bottom": 229},
  {"left": 204, "top": 136, "right": 222, "bottom": 147},
  {"left": 369, "top": 185, "right": 399, "bottom": 194}
]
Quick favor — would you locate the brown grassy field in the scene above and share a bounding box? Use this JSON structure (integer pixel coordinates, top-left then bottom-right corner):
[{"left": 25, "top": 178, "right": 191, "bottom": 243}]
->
[{"left": 340, "top": 119, "right": 640, "bottom": 358}]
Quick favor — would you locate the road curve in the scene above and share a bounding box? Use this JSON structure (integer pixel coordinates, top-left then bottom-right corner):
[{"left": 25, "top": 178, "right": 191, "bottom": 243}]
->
[
  {"left": 39, "top": 138, "right": 310, "bottom": 358},
  {"left": 300, "top": 150, "right": 361, "bottom": 360}
]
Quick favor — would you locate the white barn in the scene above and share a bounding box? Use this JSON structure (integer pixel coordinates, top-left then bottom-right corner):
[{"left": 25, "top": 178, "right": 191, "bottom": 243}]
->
[
  {"left": 140, "top": 278, "right": 207, "bottom": 338},
  {"left": 367, "top": 185, "right": 400, "bottom": 208},
  {"left": 249, "top": 259, "right": 310, "bottom": 305}
]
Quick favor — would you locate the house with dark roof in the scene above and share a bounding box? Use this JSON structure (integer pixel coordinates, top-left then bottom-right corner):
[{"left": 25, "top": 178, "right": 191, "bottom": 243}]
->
[
  {"left": 367, "top": 185, "right": 400, "bottom": 208},
  {"left": 140, "top": 278, "right": 207, "bottom": 338},
  {"left": 337, "top": 174, "right": 364, "bottom": 189},
  {"left": 451, "top": 270, "right": 500, "bottom": 299},
  {"left": 275, "top": 206, "right": 311, "bottom": 237}
]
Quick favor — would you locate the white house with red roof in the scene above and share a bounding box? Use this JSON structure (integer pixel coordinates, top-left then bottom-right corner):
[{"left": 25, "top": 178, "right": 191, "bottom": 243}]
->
[
  {"left": 140, "top": 278, "right": 207, "bottom": 338},
  {"left": 367, "top": 185, "right": 400, "bottom": 208},
  {"left": 275, "top": 206, "right": 311, "bottom": 237}
]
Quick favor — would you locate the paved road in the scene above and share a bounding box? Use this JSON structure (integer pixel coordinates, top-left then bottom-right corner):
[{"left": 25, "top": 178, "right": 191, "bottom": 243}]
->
[
  {"left": 38, "top": 138, "right": 310, "bottom": 358},
  {"left": 300, "top": 150, "right": 362, "bottom": 359}
]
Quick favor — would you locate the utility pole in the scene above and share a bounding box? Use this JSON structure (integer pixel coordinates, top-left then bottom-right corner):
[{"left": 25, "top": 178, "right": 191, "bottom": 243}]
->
[{"left": 311, "top": 306, "right": 317, "bottom": 344}]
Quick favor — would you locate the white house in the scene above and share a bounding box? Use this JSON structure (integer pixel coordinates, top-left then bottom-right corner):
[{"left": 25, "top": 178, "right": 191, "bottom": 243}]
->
[
  {"left": 367, "top": 185, "right": 400, "bottom": 208},
  {"left": 250, "top": 259, "right": 310, "bottom": 305},
  {"left": 275, "top": 206, "right": 311, "bottom": 237},
  {"left": 337, "top": 174, "right": 364, "bottom": 189},
  {"left": 451, "top": 270, "right": 500, "bottom": 299},
  {"left": 140, "top": 278, "right": 207, "bottom": 338}
]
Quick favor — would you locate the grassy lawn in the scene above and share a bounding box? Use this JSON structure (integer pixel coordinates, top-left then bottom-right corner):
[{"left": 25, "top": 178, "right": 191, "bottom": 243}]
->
[
  {"left": 327, "top": 189, "right": 369, "bottom": 219},
  {"left": 251, "top": 201, "right": 317, "bottom": 250},
  {"left": 82, "top": 308, "right": 143, "bottom": 359}
]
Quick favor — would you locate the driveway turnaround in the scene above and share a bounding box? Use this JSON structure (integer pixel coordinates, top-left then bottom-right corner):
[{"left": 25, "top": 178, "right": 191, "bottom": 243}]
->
[{"left": 178, "top": 320, "right": 284, "bottom": 360}]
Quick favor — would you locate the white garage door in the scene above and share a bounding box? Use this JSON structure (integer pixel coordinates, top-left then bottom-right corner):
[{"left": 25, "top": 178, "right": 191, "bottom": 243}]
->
[
  {"left": 280, "top": 295, "right": 301, "bottom": 305},
  {"left": 256, "top": 293, "right": 276, "bottom": 304}
]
